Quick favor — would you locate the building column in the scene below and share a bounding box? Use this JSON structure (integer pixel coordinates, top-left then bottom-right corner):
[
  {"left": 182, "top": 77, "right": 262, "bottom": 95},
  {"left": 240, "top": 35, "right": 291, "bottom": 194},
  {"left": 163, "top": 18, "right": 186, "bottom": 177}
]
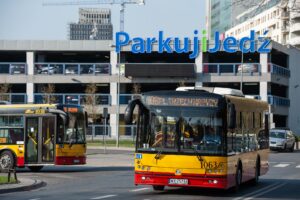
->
[
  {"left": 26, "top": 52, "right": 34, "bottom": 103},
  {"left": 110, "top": 51, "right": 118, "bottom": 138},
  {"left": 260, "top": 53, "right": 268, "bottom": 73},
  {"left": 195, "top": 52, "right": 203, "bottom": 87}
]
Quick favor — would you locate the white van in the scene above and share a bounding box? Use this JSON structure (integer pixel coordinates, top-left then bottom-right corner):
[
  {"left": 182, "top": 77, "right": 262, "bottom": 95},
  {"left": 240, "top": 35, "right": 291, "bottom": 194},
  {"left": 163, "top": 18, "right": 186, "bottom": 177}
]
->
[{"left": 269, "top": 129, "right": 296, "bottom": 152}]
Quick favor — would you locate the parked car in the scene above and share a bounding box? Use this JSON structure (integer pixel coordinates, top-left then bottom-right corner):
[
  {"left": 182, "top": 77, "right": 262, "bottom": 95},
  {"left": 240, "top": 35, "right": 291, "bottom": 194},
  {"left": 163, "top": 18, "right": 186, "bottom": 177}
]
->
[
  {"left": 10, "top": 65, "right": 26, "bottom": 74},
  {"left": 269, "top": 129, "right": 296, "bottom": 152},
  {"left": 88, "top": 64, "right": 110, "bottom": 74},
  {"left": 237, "top": 64, "right": 258, "bottom": 73},
  {"left": 37, "top": 65, "right": 60, "bottom": 74},
  {"left": 65, "top": 66, "right": 78, "bottom": 75}
]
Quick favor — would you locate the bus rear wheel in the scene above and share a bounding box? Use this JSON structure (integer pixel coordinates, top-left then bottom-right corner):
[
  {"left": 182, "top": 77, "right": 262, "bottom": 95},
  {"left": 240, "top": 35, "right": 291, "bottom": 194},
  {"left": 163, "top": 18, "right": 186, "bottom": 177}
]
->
[
  {"left": 0, "top": 151, "right": 15, "bottom": 170},
  {"left": 153, "top": 185, "right": 165, "bottom": 191},
  {"left": 251, "top": 160, "right": 260, "bottom": 185},
  {"left": 28, "top": 166, "right": 43, "bottom": 172}
]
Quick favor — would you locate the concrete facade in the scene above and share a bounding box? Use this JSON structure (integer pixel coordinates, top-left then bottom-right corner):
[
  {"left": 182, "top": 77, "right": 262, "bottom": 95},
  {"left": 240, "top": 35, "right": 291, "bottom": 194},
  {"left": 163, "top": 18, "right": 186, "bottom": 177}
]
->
[{"left": 0, "top": 40, "right": 299, "bottom": 135}]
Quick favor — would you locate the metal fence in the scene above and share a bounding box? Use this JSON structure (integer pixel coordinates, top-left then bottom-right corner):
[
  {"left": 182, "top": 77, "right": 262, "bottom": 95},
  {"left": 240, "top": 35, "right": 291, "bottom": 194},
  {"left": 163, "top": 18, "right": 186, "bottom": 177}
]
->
[
  {"left": 34, "top": 93, "right": 111, "bottom": 105},
  {"left": 0, "top": 93, "right": 27, "bottom": 104},
  {"left": 0, "top": 63, "right": 27, "bottom": 75},
  {"left": 202, "top": 63, "right": 261, "bottom": 75},
  {"left": 268, "top": 63, "right": 290, "bottom": 77},
  {"left": 268, "top": 95, "right": 290, "bottom": 107},
  {"left": 86, "top": 125, "right": 137, "bottom": 139},
  {"left": 34, "top": 63, "right": 111, "bottom": 75}
]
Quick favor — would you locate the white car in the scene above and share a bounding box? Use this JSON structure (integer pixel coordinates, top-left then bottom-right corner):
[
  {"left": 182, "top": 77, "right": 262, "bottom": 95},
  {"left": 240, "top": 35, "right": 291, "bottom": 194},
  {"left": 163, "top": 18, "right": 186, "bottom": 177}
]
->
[
  {"left": 269, "top": 129, "right": 296, "bottom": 152},
  {"left": 237, "top": 64, "right": 258, "bottom": 73}
]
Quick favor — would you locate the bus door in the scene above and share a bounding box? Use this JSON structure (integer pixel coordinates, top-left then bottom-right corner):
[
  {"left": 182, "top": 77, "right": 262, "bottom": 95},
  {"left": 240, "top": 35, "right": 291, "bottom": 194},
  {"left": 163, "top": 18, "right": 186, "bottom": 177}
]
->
[{"left": 25, "top": 116, "right": 56, "bottom": 164}]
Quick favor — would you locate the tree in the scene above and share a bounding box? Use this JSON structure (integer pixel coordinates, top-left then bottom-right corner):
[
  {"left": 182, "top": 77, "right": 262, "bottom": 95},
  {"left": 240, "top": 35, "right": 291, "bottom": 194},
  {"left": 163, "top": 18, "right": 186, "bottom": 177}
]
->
[
  {"left": 85, "top": 83, "right": 98, "bottom": 125},
  {"left": 0, "top": 83, "right": 10, "bottom": 102},
  {"left": 41, "top": 84, "right": 56, "bottom": 104},
  {"left": 178, "top": 80, "right": 186, "bottom": 87},
  {"left": 131, "top": 83, "right": 141, "bottom": 99}
]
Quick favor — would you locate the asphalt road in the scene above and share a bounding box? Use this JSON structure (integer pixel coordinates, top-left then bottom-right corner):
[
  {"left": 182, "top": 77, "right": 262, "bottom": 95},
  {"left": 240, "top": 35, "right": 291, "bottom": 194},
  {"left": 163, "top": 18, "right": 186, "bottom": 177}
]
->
[{"left": 1, "top": 150, "right": 300, "bottom": 200}]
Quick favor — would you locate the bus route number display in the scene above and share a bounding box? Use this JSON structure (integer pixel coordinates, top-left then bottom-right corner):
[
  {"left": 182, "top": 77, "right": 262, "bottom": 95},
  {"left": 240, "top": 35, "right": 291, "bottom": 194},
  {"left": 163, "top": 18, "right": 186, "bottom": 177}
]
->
[{"left": 145, "top": 96, "right": 218, "bottom": 107}]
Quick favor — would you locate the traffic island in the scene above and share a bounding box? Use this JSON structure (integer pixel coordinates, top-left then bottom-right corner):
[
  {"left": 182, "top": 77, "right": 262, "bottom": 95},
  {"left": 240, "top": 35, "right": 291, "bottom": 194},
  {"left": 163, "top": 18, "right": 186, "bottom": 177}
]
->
[{"left": 0, "top": 178, "right": 46, "bottom": 194}]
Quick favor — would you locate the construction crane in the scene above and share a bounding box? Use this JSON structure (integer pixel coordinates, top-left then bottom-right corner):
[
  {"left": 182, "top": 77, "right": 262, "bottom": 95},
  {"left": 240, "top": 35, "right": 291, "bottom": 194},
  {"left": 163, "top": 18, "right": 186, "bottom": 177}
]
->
[{"left": 43, "top": 0, "right": 145, "bottom": 32}]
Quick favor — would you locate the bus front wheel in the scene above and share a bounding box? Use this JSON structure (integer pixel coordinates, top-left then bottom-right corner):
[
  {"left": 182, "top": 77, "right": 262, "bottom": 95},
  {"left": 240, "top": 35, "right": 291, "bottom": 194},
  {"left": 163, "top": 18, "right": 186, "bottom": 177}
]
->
[
  {"left": 28, "top": 166, "right": 43, "bottom": 172},
  {"left": 0, "top": 151, "right": 15, "bottom": 170},
  {"left": 234, "top": 165, "right": 242, "bottom": 192},
  {"left": 153, "top": 185, "right": 165, "bottom": 191}
]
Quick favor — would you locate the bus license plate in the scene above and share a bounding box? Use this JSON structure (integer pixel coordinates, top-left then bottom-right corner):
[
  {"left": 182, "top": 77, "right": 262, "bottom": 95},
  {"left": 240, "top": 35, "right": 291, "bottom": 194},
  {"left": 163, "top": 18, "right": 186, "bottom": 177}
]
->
[
  {"left": 168, "top": 179, "right": 188, "bottom": 185},
  {"left": 73, "top": 159, "right": 80, "bottom": 164}
]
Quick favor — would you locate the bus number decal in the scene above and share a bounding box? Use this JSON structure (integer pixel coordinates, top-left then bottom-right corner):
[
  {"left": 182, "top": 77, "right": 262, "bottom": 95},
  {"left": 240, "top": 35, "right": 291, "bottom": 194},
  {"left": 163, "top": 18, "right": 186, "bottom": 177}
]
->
[{"left": 200, "top": 161, "right": 224, "bottom": 170}]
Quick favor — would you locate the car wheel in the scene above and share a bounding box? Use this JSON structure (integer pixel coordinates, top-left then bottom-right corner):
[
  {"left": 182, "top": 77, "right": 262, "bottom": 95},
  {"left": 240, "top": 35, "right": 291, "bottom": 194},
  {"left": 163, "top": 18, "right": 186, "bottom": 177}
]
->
[
  {"left": 0, "top": 151, "right": 15, "bottom": 170},
  {"left": 153, "top": 185, "right": 165, "bottom": 191}
]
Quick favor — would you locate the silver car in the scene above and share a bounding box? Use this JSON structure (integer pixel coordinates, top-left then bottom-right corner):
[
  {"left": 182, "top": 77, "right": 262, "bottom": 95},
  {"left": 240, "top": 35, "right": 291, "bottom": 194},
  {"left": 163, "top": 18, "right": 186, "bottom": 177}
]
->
[{"left": 269, "top": 129, "right": 296, "bottom": 152}]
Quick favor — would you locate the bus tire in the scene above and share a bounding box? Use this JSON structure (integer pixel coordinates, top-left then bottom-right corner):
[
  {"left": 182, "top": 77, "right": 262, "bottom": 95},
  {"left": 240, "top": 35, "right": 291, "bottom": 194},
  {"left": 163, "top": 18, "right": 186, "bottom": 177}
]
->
[
  {"left": 234, "top": 164, "right": 242, "bottom": 192},
  {"left": 153, "top": 185, "right": 165, "bottom": 191},
  {"left": 28, "top": 166, "right": 43, "bottom": 172},
  {"left": 0, "top": 150, "right": 15, "bottom": 170},
  {"left": 251, "top": 159, "right": 260, "bottom": 186}
]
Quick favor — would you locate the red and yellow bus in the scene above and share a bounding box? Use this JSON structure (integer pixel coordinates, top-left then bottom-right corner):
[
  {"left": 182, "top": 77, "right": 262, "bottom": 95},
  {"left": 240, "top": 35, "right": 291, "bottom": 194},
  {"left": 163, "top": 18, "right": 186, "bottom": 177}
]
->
[
  {"left": 125, "top": 87, "right": 269, "bottom": 191},
  {"left": 0, "top": 104, "right": 87, "bottom": 172}
]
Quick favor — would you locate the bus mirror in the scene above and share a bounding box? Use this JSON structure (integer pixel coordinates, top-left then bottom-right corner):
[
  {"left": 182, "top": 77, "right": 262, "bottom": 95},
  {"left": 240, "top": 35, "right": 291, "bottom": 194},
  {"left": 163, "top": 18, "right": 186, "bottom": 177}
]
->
[
  {"left": 228, "top": 104, "right": 236, "bottom": 130},
  {"left": 124, "top": 99, "right": 142, "bottom": 125}
]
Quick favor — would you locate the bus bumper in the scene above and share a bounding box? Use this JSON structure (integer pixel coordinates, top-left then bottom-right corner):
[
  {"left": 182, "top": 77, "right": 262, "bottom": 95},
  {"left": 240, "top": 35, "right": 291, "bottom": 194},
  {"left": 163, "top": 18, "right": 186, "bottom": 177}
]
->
[
  {"left": 135, "top": 172, "right": 228, "bottom": 189},
  {"left": 55, "top": 156, "right": 86, "bottom": 165}
]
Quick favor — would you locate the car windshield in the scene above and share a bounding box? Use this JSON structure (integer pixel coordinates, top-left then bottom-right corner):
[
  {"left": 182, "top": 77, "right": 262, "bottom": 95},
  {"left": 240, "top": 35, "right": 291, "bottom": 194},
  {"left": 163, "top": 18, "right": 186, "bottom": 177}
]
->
[
  {"left": 137, "top": 107, "right": 224, "bottom": 155},
  {"left": 270, "top": 131, "right": 285, "bottom": 139}
]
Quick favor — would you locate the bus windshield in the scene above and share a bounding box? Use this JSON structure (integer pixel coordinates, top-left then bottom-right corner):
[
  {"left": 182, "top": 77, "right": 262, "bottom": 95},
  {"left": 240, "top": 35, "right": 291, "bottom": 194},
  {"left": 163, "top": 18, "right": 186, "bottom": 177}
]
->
[
  {"left": 57, "top": 112, "right": 86, "bottom": 144},
  {"left": 137, "top": 107, "right": 224, "bottom": 155}
]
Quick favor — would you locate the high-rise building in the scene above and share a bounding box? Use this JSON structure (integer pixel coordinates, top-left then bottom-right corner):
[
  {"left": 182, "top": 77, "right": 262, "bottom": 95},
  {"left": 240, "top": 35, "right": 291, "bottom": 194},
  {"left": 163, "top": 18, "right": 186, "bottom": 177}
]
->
[
  {"left": 69, "top": 8, "right": 113, "bottom": 40},
  {"left": 219, "top": 0, "right": 300, "bottom": 48}
]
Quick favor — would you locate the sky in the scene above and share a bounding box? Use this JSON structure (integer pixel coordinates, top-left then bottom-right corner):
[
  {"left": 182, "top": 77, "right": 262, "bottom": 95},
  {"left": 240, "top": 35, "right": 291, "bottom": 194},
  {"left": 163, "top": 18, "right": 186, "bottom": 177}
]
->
[{"left": 0, "top": 0, "right": 206, "bottom": 40}]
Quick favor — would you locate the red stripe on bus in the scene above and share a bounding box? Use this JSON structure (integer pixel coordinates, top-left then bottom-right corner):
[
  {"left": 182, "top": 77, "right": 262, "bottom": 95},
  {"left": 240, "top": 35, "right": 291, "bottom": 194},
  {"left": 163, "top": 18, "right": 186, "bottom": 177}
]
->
[{"left": 55, "top": 156, "right": 86, "bottom": 165}]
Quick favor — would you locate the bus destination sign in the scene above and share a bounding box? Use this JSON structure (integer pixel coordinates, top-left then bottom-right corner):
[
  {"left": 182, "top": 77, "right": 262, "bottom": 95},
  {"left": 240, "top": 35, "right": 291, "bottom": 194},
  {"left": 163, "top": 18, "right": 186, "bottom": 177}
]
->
[{"left": 145, "top": 96, "right": 218, "bottom": 107}]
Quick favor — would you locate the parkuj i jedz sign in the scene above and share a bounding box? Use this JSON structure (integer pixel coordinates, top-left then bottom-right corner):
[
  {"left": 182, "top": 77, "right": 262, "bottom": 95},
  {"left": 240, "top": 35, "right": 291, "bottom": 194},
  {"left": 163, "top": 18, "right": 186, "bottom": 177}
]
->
[{"left": 115, "top": 30, "right": 271, "bottom": 59}]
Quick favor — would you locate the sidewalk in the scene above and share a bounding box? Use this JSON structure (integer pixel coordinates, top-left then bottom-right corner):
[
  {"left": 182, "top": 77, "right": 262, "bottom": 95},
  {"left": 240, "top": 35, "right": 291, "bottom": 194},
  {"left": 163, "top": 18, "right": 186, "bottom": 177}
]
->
[{"left": 0, "top": 178, "right": 45, "bottom": 194}]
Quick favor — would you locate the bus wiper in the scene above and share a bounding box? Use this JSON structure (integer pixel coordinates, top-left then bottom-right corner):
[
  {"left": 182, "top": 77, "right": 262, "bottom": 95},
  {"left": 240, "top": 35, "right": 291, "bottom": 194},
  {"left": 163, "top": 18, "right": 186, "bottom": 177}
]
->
[
  {"left": 155, "top": 150, "right": 163, "bottom": 160},
  {"left": 193, "top": 148, "right": 203, "bottom": 162}
]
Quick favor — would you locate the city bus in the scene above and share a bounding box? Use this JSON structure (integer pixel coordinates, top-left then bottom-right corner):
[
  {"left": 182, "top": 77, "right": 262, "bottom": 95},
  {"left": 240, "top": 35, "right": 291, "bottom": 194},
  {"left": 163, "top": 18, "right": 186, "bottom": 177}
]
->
[
  {"left": 0, "top": 104, "right": 87, "bottom": 172},
  {"left": 125, "top": 87, "right": 269, "bottom": 191}
]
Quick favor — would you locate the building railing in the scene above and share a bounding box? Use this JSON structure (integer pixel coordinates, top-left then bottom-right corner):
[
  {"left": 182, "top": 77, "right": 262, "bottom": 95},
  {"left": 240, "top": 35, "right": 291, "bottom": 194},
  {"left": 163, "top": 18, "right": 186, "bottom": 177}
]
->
[
  {"left": 0, "top": 63, "right": 27, "bottom": 75},
  {"left": 202, "top": 63, "right": 261, "bottom": 75},
  {"left": 0, "top": 93, "right": 27, "bottom": 104},
  {"left": 34, "top": 93, "right": 111, "bottom": 105},
  {"left": 119, "top": 94, "right": 141, "bottom": 105},
  {"left": 268, "top": 95, "right": 290, "bottom": 107},
  {"left": 268, "top": 63, "right": 290, "bottom": 77},
  {"left": 34, "top": 63, "right": 111, "bottom": 75}
]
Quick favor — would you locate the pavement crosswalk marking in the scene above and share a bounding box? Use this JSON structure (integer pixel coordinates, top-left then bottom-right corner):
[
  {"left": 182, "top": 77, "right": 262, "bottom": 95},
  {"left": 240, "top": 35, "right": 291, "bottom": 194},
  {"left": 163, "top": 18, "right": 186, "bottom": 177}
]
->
[
  {"left": 273, "top": 163, "right": 290, "bottom": 168},
  {"left": 296, "top": 165, "right": 300, "bottom": 168},
  {"left": 90, "top": 195, "right": 117, "bottom": 200}
]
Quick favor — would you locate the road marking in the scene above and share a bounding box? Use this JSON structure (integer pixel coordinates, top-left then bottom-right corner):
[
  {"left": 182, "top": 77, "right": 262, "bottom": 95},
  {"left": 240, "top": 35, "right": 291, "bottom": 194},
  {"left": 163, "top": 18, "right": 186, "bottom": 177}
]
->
[
  {"left": 233, "top": 182, "right": 279, "bottom": 200},
  {"left": 296, "top": 165, "right": 300, "bottom": 168},
  {"left": 29, "top": 199, "right": 40, "bottom": 200},
  {"left": 273, "top": 163, "right": 290, "bottom": 167},
  {"left": 131, "top": 187, "right": 150, "bottom": 192},
  {"left": 244, "top": 182, "right": 286, "bottom": 200},
  {"left": 90, "top": 195, "right": 117, "bottom": 200}
]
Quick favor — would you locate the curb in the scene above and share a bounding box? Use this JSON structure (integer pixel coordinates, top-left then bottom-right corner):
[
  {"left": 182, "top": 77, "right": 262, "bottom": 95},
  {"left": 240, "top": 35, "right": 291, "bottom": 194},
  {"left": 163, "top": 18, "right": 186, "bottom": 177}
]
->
[{"left": 0, "top": 179, "right": 46, "bottom": 194}]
